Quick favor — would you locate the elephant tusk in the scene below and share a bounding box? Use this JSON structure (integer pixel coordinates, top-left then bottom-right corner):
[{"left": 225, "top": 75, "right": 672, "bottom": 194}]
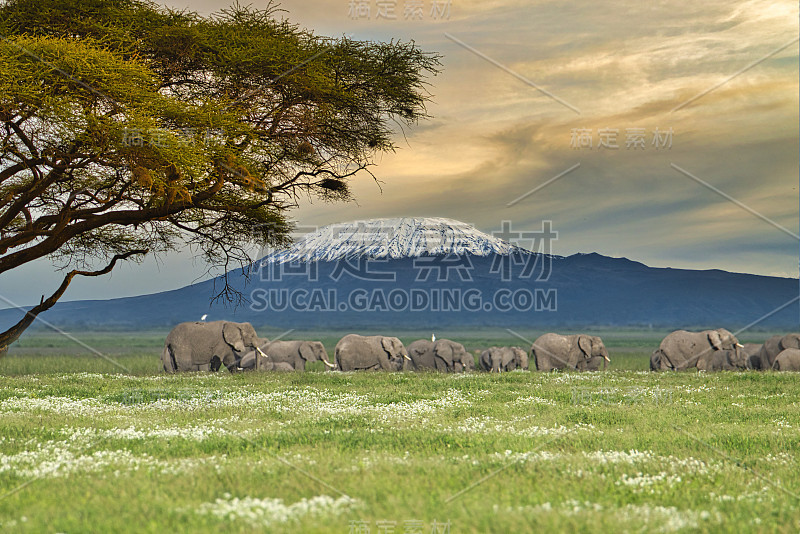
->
[
  {"left": 256, "top": 347, "right": 269, "bottom": 358},
  {"left": 604, "top": 355, "right": 611, "bottom": 362},
  {"left": 322, "top": 360, "right": 335, "bottom": 368},
  {"left": 735, "top": 343, "right": 744, "bottom": 348},
  {"left": 403, "top": 354, "right": 411, "bottom": 361}
]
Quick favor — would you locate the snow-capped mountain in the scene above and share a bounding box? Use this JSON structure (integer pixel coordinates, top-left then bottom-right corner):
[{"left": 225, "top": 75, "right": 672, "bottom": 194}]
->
[
  {"left": 3, "top": 220, "right": 796, "bottom": 331},
  {"left": 265, "top": 217, "right": 526, "bottom": 263}
]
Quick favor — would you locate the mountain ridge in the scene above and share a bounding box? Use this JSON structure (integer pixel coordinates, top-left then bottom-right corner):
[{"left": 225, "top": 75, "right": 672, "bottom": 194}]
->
[{"left": 0, "top": 217, "right": 796, "bottom": 330}]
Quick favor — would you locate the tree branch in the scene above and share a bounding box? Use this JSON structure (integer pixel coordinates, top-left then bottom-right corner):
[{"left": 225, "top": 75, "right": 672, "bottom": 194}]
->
[{"left": 0, "top": 248, "right": 148, "bottom": 357}]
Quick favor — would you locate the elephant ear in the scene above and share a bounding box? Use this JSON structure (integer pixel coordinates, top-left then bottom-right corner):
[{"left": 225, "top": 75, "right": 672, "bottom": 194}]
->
[
  {"left": 433, "top": 342, "right": 454, "bottom": 370},
  {"left": 434, "top": 342, "right": 454, "bottom": 361},
  {"left": 708, "top": 331, "right": 723, "bottom": 351},
  {"left": 223, "top": 323, "right": 246, "bottom": 353},
  {"left": 299, "top": 343, "right": 315, "bottom": 361},
  {"left": 577, "top": 336, "right": 592, "bottom": 359},
  {"left": 381, "top": 337, "right": 396, "bottom": 356}
]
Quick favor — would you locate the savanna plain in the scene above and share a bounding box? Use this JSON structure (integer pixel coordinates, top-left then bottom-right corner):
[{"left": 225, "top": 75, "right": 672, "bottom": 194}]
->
[{"left": 0, "top": 328, "right": 798, "bottom": 533}]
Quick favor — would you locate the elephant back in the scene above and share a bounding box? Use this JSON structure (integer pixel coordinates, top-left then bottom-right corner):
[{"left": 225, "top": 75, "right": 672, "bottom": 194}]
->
[
  {"left": 263, "top": 340, "right": 298, "bottom": 359},
  {"left": 334, "top": 334, "right": 363, "bottom": 368},
  {"left": 774, "top": 348, "right": 800, "bottom": 371},
  {"left": 334, "top": 334, "right": 406, "bottom": 371},
  {"left": 531, "top": 333, "right": 569, "bottom": 371},
  {"left": 659, "top": 330, "right": 710, "bottom": 370}
]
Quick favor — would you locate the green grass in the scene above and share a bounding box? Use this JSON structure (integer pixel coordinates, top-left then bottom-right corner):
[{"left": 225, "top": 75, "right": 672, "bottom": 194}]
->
[{"left": 0, "top": 329, "right": 798, "bottom": 532}]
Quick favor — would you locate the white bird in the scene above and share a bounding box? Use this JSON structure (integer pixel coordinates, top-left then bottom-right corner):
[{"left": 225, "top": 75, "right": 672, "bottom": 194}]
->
[
  {"left": 200, "top": 314, "right": 208, "bottom": 321},
  {"left": 431, "top": 333, "right": 436, "bottom": 342}
]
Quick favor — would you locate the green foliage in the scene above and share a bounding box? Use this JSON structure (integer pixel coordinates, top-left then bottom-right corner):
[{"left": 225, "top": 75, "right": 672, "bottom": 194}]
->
[{"left": 0, "top": 0, "right": 440, "bottom": 332}]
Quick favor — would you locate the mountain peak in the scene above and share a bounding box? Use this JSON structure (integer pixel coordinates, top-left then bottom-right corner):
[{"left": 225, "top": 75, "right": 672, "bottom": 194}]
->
[{"left": 265, "top": 217, "right": 524, "bottom": 263}]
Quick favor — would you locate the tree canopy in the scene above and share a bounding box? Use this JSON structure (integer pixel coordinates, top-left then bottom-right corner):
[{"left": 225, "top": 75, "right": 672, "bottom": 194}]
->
[{"left": 0, "top": 0, "right": 440, "bottom": 353}]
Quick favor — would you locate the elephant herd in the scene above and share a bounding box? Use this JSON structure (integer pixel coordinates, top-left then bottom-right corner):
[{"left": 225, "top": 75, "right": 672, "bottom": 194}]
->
[
  {"left": 160, "top": 321, "right": 609, "bottom": 374},
  {"left": 161, "top": 321, "right": 800, "bottom": 374},
  {"left": 162, "top": 321, "right": 336, "bottom": 373},
  {"left": 649, "top": 329, "right": 800, "bottom": 372}
]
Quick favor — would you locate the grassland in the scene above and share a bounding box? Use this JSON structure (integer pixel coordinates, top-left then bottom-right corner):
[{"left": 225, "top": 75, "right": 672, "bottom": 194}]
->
[{"left": 0, "top": 329, "right": 798, "bottom": 533}]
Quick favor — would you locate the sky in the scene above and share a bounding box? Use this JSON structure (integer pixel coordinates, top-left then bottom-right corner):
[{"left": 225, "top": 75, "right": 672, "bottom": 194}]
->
[{"left": 1, "top": 0, "right": 798, "bottom": 306}]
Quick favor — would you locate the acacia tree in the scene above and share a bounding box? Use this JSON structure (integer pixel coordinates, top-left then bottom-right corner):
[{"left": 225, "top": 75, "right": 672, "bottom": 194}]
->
[{"left": 0, "top": 0, "right": 440, "bottom": 354}]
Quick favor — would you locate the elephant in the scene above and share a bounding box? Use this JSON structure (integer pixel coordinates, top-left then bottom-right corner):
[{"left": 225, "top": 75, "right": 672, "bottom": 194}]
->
[
  {"left": 334, "top": 334, "right": 410, "bottom": 371},
  {"left": 531, "top": 333, "right": 610, "bottom": 371},
  {"left": 772, "top": 348, "right": 800, "bottom": 371},
  {"left": 649, "top": 349, "right": 662, "bottom": 371},
  {"left": 512, "top": 347, "right": 529, "bottom": 371},
  {"left": 696, "top": 346, "right": 749, "bottom": 371},
  {"left": 162, "top": 321, "right": 267, "bottom": 373},
  {"left": 650, "top": 328, "right": 741, "bottom": 371},
  {"left": 453, "top": 347, "right": 477, "bottom": 373},
  {"left": 741, "top": 343, "right": 763, "bottom": 370},
  {"left": 756, "top": 334, "right": 800, "bottom": 370},
  {"left": 479, "top": 346, "right": 528, "bottom": 372},
  {"left": 239, "top": 340, "right": 334, "bottom": 371},
  {"left": 406, "top": 339, "right": 474, "bottom": 372},
  {"left": 406, "top": 339, "right": 437, "bottom": 371}
]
